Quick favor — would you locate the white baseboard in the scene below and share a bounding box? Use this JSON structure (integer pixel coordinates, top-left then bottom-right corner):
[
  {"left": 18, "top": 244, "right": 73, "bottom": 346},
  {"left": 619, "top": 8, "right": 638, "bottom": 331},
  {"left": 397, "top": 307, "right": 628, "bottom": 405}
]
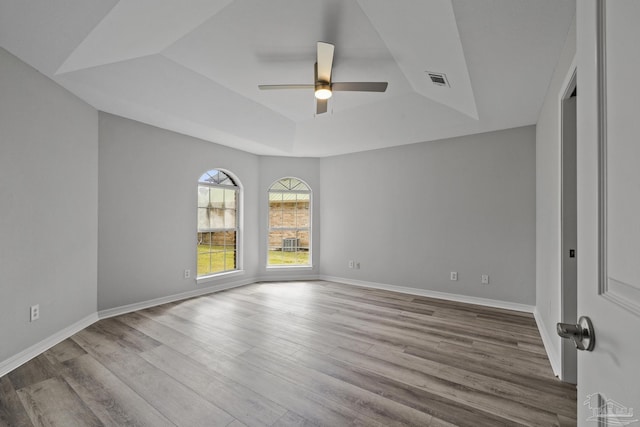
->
[
  {"left": 320, "top": 275, "right": 535, "bottom": 313},
  {"left": 533, "top": 307, "right": 561, "bottom": 377},
  {"left": 256, "top": 273, "right": 320, "bottom": 283},
  {"left": 0, "top": 313, "right": 98, "bottom": 378},
  {"left": 98, "top": 276, "right": 258, "bottom": 320}
]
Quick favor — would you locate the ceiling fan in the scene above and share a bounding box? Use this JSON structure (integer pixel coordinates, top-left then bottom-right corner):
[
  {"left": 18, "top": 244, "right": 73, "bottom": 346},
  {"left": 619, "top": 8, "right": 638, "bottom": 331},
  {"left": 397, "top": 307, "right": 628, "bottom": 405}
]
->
[{"left": 258, "top": 41, "right": 388, "bottom": 114}]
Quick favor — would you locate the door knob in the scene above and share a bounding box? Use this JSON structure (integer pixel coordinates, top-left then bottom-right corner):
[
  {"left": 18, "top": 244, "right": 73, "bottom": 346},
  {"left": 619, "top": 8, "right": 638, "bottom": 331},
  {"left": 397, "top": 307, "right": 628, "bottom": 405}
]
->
[{"left": 556, "top": 316, "right": 595, "bottom": 351}]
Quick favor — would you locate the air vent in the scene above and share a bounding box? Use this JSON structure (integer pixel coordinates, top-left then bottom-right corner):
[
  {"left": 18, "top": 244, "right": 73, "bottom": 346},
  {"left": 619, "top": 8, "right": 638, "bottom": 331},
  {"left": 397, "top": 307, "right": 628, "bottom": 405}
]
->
[{"left": 426, "top": 71, "right": 449, "bottom": 87}]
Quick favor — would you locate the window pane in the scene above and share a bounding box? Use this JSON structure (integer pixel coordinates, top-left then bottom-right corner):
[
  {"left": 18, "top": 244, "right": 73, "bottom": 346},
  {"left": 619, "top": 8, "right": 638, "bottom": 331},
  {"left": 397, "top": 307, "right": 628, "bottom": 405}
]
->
[
  {"left": 297, "top": 230, "right": 310, "bottom": 252},
  {"left": 198, "top": 186, "right": 210, "bottom": 208},
  {"left": 268, "top": 250, "right": 283, "bottom": 265},
  {"left": 198, "top": 232, "right": 212, "bottom": 249},
  {"left": 268, "top": 231, "right": 283, "bottom": 251},
  {"left": 296, "top": 198, "right": 310, "bottom": 227},
  {"left": 198, "top": 171, "right": 214, "bottom": 184},
  {"left": 206, "top": 231, "right": 235, "bottom": 272},
  {"left": 211, "top": 231, "right": 226, "bottom": 248},
  {"left": 225, "top": 231, "right": 237, "bottom": 247},
  {"left": 211, "top": 232, "right": 225, "bottom": 274},
  {"left": 211, "top": 208, "right": 224, "bottom": 228},
  {"left": 269, "top": 199, "right": 284, "bottom": 228},
  {"left": 289, "top": 178, "right": 303, "bottom": 190},
  {"left": 211, "top": 251, "right": 224, "bottom": 273},
  {"left": 197, "top": 208, "right": 210, "bottom": 230},
  {"left": 222, "top": 250, "right": 229, "bottom": 271},
  {"left": 269, "top": 178, "right": 310, "bottom": 191},
  {"left": 224, "top": 189, "right": 236, "bottom": 208},
  {"left": 269, "top": 192, "right": 284, "bottom": 202},
  {"left": 224, "top": 250, "right": 237, "bottom": 271},
  {"left": 199, "top": 170, "right": 236, "bottom": 186},
  {"left": 268, "top": 231, "right": 283, "bottom": 265},
  {"left": 295, "top": 251, "right": 310, "bottom": 265},
  {"left": 210, "top": 188, "right": 224, "bottom": 208},
  {"left": 197, "top": 252, "right": 212, "bottom": 276},
  {"left": 270, "top": 181, "right": 288, "bottom": 191},
  {"left": 224, "top": 209, "right": 236, "bottom": 229}
]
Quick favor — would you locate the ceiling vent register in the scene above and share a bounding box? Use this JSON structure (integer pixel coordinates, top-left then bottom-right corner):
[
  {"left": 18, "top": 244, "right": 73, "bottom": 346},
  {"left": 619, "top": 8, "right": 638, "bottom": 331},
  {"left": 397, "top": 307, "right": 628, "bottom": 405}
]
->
[{"left": 426, "top": 72, "right": 450, "bottom": 87}]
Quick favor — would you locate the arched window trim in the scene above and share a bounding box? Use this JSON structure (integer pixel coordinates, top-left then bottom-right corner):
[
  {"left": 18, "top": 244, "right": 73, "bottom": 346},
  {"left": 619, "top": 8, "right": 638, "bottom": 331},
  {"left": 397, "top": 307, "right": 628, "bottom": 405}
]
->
[
  {"left": 198, "top": 169, "right": 237, "bottom": 186},
  {"left": 267, "top": 177, "right": 312, "bottom": 268},
  {"left": 196, "top": 168, "right": 242, "bottom": 280}
]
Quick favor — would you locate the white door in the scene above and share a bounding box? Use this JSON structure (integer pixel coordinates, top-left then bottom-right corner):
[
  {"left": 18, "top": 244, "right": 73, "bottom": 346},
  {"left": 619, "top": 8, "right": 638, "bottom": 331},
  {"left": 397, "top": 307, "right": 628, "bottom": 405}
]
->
[{"left": 576, "top": 1, "right": 640, "bottom": 425}]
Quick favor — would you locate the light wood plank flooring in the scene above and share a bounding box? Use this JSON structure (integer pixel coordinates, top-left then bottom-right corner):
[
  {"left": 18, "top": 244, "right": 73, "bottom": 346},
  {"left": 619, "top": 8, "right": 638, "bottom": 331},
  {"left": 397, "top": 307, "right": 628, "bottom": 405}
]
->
[{"left": 1, "top": 281, "right": 576, "bottom": 426}]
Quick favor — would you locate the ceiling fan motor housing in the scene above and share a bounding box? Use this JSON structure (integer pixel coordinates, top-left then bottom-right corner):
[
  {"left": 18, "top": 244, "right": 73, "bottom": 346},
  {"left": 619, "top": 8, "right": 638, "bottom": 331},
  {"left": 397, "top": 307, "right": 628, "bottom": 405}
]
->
[{"left": 314, "top": 82, "right": 332, "bottom": 99}]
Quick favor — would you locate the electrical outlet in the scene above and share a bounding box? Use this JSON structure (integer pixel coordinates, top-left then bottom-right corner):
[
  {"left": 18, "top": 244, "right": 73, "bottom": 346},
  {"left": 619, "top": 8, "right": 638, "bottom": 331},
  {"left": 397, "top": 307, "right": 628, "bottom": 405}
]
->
[
  {"left": 481, "top": 274, "right": 490, "bottom": 284},
  {"left": 450, "top": 272, "right": 458, "bottom": 281},
  {"left": 184, "top": 269, "right": 191, "bottom": 279},
  {"left": 30, "top": 304, "right": 40, "bottom": 322},
  {"left": 348, "top": 260, "right": 354, "bottom": 269}
]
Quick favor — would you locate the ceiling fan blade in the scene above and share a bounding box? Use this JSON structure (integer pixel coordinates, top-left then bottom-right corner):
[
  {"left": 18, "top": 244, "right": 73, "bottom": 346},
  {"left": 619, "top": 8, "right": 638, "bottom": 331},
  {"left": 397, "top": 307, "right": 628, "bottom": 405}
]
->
[
  {"left": 317, "top": 42, "right": 334, "bottom": 83},
  {"left": 316, "top": 98, "right": 328, "bottom": 114},
  {"left": 332, "top": 82, "right": 388, "bottom": 92},
  {"left": 258, "top": 84, "right": 314, "bottom": 90}
]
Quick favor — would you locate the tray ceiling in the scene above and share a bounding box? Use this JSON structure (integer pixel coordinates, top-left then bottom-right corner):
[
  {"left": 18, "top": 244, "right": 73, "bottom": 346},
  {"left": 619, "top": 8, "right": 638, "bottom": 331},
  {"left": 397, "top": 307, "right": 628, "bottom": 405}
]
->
[{"left": 0, "top": 0, "right": 575, "bottom": 156}]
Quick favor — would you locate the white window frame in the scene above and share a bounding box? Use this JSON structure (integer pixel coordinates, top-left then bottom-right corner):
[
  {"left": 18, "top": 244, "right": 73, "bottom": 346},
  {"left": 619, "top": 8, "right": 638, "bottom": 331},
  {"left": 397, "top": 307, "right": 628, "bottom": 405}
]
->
[
  {"left": 196, "top": 169, "right": 242, "bottom": 281},
  {"left": 267, "top": 177, "right": 312, "bottom": 269}
]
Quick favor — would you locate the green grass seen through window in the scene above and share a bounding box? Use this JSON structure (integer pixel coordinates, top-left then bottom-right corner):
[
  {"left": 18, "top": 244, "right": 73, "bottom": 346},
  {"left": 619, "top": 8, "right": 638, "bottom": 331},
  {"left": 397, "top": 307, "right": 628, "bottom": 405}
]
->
[
  {"left": 197, "top": 245, "right": 235, "bottom": 276},
  {"left": 198, "top": 245, "right": 311, "bottom": 276},
  {"left": 268, "top": 250, "right": 310, "bottom": 266}
]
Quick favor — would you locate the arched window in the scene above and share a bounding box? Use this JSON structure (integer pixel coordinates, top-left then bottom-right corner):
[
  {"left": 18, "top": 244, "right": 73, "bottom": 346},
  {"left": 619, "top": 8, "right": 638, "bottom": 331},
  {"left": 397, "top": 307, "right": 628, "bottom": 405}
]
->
[
  {"left": 268, "top": 177, "right": 311, "bottom": 266},
  {"left": 197, "top": 169, "right": 239, "bottom": 277}
]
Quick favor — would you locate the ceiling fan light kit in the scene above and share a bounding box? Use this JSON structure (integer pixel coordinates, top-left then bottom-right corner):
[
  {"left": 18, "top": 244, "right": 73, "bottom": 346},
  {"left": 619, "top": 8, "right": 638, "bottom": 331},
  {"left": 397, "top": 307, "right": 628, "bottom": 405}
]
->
[
  {"left": 314, "top": 83, "right": 332, "bottom": 100},
  {"left": 259, "top": 41, "right": 388, "bottom": 114}
]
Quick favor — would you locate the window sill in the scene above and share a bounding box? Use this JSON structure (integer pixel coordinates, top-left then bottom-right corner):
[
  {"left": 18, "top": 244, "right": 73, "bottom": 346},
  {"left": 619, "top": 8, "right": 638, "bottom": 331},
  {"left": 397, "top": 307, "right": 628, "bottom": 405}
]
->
[{"left": 196, "top": 269, "right": 245, "bottom": 285}]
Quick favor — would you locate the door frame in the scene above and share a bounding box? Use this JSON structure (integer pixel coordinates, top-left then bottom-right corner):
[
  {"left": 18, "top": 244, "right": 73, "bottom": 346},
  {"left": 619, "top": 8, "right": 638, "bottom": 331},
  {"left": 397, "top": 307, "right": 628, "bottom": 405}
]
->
[{"left": 559, "top": 67, "right": 578, "bottom": 383}]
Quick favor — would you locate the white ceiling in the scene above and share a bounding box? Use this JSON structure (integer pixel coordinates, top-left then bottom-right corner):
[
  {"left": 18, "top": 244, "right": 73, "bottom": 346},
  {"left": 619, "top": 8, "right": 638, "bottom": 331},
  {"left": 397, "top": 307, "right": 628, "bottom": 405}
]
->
[{"left": 0, "top": 0, "right": 575, "bottom": 157}]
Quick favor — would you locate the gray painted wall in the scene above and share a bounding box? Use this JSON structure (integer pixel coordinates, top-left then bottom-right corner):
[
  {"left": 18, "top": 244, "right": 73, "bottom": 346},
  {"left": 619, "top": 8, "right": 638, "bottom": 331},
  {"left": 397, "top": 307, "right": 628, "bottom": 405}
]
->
[
  {"left": 1, "top": 45, "right": 542, "bottom": 371},
  {"left": 98, "top": 113, "right": 260, "bottom": 310},
  {"left": 319, "top": 126, "right": 536, "bottom": 305},
  {"left": 0, "top": 48, "right": 98, "bottom": 361},
  {"left": 258, "top": 156, "right": 321, "bottom": 279},
  {"left": 535, "top": 18, "right": 576, "bottom": 371}
]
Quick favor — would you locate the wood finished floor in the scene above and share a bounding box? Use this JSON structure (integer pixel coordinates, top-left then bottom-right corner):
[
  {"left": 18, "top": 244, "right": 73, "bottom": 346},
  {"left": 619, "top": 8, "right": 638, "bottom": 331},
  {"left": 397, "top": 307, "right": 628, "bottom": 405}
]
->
[{"left": 0, "top": 281, "right": 577, "bottom": 427}]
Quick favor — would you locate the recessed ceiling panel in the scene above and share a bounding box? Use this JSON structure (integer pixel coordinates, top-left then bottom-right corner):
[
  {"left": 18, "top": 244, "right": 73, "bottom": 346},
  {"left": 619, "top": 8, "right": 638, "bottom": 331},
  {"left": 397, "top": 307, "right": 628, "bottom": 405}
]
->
[
  {"left": 55, "top": 55, "right": 296, "bottom": 154},
  {"left": 357, "top": 0, "right": 479, "bottom": 119},
  {"left": 0, "top": 0, "right": 118, "bottom": 75},
  {"left": 163, "top": 0, "right": 413, "bottom": 121},
  {"left": 57, "top": 0, "right": 234, "bottom": 74}
]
